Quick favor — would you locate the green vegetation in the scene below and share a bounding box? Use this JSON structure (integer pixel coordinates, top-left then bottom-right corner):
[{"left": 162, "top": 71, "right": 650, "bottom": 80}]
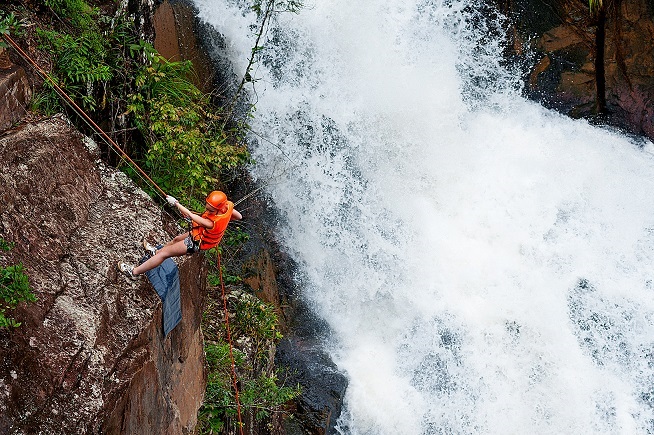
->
[
  {"left": 0, "top": 238, "right": 36, "bottom": 328},
  {"left": 126, "top": 41, "right": 249, "bottom": 206},
  {"left": 0, "top": 239, "right": 14, "bottom": 252},
  {"left": 27, "top": 0, "right": 250, "bottom": 207},
  {"left": 0, "top": 11, "right": 24, "bottom": 45},
  {"left": 199, "top": 288, "right": 300, "bottom": 433},
  {"left": 588, "top": 0, "right": 603, "bottom": 15},
  {"left": 198, "top": 229, "right": 300, "bottom": 433},
  {"left": 34, "top": 0, "right": 120, "bottom": 113}
]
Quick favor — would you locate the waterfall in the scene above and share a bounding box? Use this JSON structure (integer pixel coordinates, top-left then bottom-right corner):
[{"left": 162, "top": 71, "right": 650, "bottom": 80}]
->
[{"left": 194, "top": 0, "right": 654, "bottom": 433}]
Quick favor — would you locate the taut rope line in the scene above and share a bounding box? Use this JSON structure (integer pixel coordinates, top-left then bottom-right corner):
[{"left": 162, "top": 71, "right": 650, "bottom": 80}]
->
[{"left": 217, "top": 252, "right": 245, "bottom": 435}]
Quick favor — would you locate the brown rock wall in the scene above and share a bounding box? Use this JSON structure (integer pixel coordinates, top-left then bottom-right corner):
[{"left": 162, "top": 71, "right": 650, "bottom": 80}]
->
[
  {"left": 505, "top": 0, "right": 654, "bottom": 139},
  {"left": 0, "top": 117, "right": 206, "bottom": 434},
  {"left": 604, "top": 0, "right": 654, "bottom": 138},
  {"left": 153, "top": 0, "right": 215, "bottom": 93}
]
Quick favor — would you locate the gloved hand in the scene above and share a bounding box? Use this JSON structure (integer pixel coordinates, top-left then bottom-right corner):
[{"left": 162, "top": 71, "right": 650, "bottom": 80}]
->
[{"left": 166, "top": 195, "right": 178, "bottom": 206}]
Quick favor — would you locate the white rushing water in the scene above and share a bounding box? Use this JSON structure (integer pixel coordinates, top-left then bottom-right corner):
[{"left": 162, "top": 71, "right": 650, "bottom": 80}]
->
[{"left": 195, "top": 0, "right": 654, "bottom": 433}]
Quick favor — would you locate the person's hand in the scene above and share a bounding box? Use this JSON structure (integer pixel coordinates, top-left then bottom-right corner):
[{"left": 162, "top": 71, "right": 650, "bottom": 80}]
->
[{"left": 166, "top": 195, "right": 178, "bottom": 206}]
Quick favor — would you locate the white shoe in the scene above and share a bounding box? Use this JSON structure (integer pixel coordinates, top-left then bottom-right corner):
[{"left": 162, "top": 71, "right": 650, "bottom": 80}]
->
[
  {"left": 117, "top": 261, "right": 137, "bottom": 279},
  {"left": 143, "top": 240, "right": 158, "bottom": 257}
]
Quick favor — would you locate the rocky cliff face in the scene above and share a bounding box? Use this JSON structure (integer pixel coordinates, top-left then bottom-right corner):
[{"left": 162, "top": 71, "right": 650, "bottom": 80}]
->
[
  {"left": 0, "top": 1, "right": 346, "bottom": 432},
  {"left": 603, "top": 0, "right": 654, "bottom": 138},
  {"left": 503, "top": 0, "right": 654, "bottom": 140},
  {"left": 0, "top": 116, "right": 206, "bottom": 434},
  {"left": 172, "top": 1, "right": 349, "bottom": 431},
  {"left": 236, "top": 193, "right": 348, "bottom": 435}
]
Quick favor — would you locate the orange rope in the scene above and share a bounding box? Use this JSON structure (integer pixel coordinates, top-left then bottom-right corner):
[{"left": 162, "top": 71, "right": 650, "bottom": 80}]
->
[
  {"left": 217, "top": 252, "right": 245, "bottom": 435},
  {"left": 1, "top": 33, "right": 167, "bottom": 198}
]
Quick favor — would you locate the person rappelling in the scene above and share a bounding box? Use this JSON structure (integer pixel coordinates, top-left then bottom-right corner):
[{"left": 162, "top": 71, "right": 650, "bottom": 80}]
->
[{"left": 117, "top": 190, "right": 242, "bottom": 279}]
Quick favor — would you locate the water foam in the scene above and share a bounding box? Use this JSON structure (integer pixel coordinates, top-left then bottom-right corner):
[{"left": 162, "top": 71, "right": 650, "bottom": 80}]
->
[{"left": 194, "top": 0, "right": 654, "bottom": 432}]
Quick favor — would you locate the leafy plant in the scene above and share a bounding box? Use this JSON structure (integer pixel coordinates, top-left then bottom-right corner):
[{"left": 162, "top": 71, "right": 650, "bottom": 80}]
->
[
  {"left": 240, "top": 373, "right": 301, "bottom": 421},
  {"left": 43, "top": 0, "right": 96, "bottom": 29},
  {"left": 0, "top": 239, "right": 36, "bottom": 328},
  {"left": 233, "top": 296, "right": 282, "bottom": 346},
  {"left": 36, "top": 26, "right": 112, "bottom": 112},
  {"left": 208, "top": 266, "right": 242, "bottom": 287},
  {"left": 0, "top": 11, "right": 25, "bottom": 43},
  {"left": 0, "top": 239, "right": 14, "bottom": 252},
  {"left": 31, "top": 81, "right": 64, "bottom": 115},
  {"left": 198, "top": 334, "right": 300, "bottom": 433},
  {"left": 200, "top": 232, "right": 299, "bottom": 433},
  {"left": 199, "top": 342, "right": 245, "bottom": 432},
  {"left": 222, "top": 226, "right": 250, "bottom": 248},
  {"left": 127, "top": 41, "right": 249, "bottom": 204}
]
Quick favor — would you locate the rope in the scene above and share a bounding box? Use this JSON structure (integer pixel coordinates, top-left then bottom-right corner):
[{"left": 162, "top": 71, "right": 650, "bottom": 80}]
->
[
  {"left": 217, "top": 252, "right": 245, "bottom": 435},
  {"left": 1, "top": 33, "right": 168, "bottom": 199}
]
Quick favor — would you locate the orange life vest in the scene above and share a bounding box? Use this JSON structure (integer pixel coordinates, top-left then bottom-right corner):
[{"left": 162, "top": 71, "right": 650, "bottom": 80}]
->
[{"left": 191, "top": 201, "right": 234, "bottom": 250}]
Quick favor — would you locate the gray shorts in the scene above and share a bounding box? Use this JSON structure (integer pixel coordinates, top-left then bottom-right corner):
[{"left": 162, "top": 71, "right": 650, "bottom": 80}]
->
[{"left": 184, "top": 234, "right": 200, "bottom": 254}]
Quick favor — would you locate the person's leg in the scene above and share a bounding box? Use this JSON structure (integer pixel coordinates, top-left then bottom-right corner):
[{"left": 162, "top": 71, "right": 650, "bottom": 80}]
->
[
  {"left": 132, "top": 239, "right": 188, "bottom": 275},
  {"left": 164, "top": 232, "right": 190, "bottom": 247}
]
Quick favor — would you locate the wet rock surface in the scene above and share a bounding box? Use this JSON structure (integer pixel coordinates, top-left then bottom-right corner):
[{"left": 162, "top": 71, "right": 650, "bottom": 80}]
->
[
  {"left": 502, "top": 0, "right": 654, "bottom": 140},
  {"left": 230, "top": 176, "right": 348, "bottom": 435},
  {"left": 0, "top": 117, "right": 206, "bottom": 434},
  {"left": 275, "top": 328, "right": 348, "bottom": 435},
  {"left": 153, "top": 0, "right": 216, "bottom": 93},
  {"left": 152, "top": 1, "right": 349, "bottom": 430}
]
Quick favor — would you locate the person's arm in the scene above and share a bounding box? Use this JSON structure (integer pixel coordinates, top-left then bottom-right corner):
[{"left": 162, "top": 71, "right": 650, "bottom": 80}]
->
[
  {"left": 177, "top": 202, "right": 215, "bottom": 228},
  {"left": 231, "top": 208, "right": 242, "bottom": 221},
  {"left": 167, "top": 196, "right": 215, "bottom": 229}
]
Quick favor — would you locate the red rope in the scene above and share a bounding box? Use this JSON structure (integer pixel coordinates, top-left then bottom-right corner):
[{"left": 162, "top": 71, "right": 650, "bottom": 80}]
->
[
  {"left": 1, "top": 33, "right": 167, "bottom": 198},
  {"left": 217, "top": 252, "right": 245, "bottom": 435}
]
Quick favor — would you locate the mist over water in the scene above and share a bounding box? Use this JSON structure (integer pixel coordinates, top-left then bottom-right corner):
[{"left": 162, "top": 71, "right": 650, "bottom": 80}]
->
[{"left": 195, "top": 0, "right": 654, "bottom": 433}]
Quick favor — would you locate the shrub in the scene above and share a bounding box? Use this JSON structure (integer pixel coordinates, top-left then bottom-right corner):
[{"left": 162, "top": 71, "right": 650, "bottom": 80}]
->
[
  {"left": 36, "top": 28, "right": 112, "bottom": 112},
  {"left": 127, "top": 41, "right": 249, "bottom": 206},
  {"left": 0, "top": 239, "right": 36, "bottom": 328},
  {"left": 0, "top": 11, "right": 25, "bottom": 43},
  {"left": 199, "top": 237, "right": 300, "bottom": 433}
]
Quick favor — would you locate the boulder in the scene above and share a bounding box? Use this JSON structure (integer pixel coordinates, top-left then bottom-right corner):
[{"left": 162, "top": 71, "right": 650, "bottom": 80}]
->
[{"left": 0, "top": 117, "right": 206, "bottom": 434}]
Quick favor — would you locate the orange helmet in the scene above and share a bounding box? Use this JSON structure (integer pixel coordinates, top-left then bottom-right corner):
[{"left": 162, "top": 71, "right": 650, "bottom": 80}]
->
[{"left": 206, "top": 191, "right": 227, "bottom": 208}]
